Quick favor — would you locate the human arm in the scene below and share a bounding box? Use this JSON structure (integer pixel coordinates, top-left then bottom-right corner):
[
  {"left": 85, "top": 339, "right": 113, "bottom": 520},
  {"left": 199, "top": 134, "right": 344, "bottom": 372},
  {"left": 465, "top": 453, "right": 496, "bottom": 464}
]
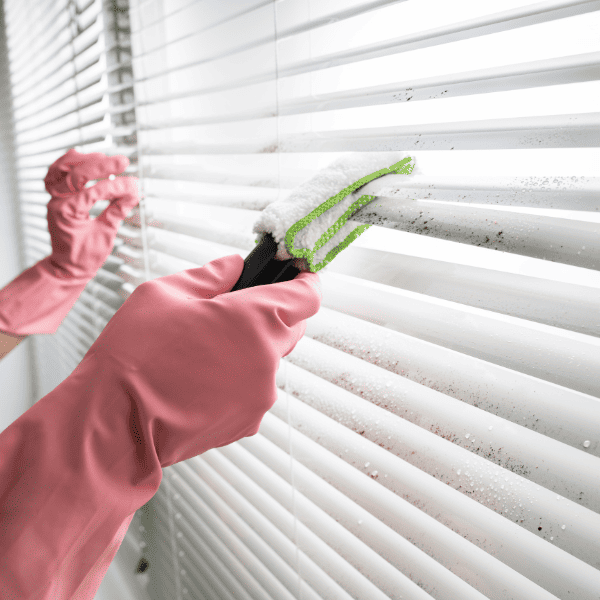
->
[
  {"left": 0, "top": 149, "right": 139, "bottom": 355},
  {"left": 0, "top": 253, "right": 322, "bottom": 599}
]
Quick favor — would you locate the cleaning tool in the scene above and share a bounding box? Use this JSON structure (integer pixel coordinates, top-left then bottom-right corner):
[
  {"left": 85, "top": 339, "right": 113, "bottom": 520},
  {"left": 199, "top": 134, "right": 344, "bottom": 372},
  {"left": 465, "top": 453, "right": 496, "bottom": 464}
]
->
[
  {"left": 0, "top": 253, "right": 321, "bottom": 599},
  {"left": 0, "top": 149, "right": 139, "bottom": 336},
  {"left": 0, "top": 150, "right": 414, "bottom": 600},
  {"left": 231, "top": 151, "right": 416, "bottom": 291}
]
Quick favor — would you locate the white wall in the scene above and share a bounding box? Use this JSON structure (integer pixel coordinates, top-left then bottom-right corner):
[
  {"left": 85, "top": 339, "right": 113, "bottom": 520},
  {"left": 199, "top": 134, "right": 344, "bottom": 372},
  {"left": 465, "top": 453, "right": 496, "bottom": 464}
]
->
[{"left": 0, "top": 1, "right": 34, "bottom": 431}]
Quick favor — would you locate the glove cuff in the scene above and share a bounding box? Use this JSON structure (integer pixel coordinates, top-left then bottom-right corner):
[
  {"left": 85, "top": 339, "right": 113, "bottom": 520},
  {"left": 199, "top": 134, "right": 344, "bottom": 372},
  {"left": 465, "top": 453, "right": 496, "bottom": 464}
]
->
[{"left": 0, "top": 256, "right": 91, "bottom": 335}]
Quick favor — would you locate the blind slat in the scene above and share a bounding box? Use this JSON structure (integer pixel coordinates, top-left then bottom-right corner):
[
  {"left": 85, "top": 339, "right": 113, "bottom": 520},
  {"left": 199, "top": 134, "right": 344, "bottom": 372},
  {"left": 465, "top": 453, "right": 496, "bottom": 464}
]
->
[
  {"left": 320, "top": 271, "right": 600, "bottom": 398},
  {"left": 152, "top": 486, "right": 282, "bottom": 600},
  {"left": 306, "top": 306, "right": 600, "bottom": 457},
  {"left": 152, "top": 514, "right": 243, "bottom": 600},
  {"left": 6, "top": 0, "right": 598, "bottom": 597},
  {"left": 263, "top": 401, "right": 600, "bottom": 599},
  {"left": 175, "top": 460, "right": 329, "bottom": 600},
  {"left": 277, "top": 347, "right": 600, "bottom": 521},
  {"left": 206, "top": 445, "right": 484, "bottom": 600}
]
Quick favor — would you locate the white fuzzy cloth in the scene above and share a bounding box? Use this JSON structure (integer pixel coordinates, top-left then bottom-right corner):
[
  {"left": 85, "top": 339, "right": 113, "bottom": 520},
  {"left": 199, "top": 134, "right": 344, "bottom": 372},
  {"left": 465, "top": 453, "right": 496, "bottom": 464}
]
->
[{"left": 252, "top": 152, "right": 417, "bottom": 272}]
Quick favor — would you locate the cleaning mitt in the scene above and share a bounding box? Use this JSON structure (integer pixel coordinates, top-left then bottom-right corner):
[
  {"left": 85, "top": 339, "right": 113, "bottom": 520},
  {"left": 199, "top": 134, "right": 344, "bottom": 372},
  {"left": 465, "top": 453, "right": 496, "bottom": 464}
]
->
[{"left": 253, "top": 151, "right": 417, "bottom": 273}]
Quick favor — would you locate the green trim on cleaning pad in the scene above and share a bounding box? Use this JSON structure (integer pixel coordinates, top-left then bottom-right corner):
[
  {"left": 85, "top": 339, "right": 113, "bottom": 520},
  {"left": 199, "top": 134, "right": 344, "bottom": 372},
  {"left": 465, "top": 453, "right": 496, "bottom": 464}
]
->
[{"left": 284, "top": 157, "right": 415, "bottom": 272}]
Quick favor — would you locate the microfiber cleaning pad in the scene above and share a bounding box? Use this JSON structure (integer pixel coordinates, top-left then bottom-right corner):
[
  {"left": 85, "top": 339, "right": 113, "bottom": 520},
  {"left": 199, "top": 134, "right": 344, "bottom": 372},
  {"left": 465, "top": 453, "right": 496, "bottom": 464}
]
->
[{"left": 252, "top": 152, "right": 418, "bottom": 273}]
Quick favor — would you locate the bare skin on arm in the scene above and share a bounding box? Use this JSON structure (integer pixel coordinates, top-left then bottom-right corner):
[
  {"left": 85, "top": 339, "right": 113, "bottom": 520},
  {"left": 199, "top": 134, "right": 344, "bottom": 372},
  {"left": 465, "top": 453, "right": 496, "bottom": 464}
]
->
[{"left": 0, "top": 329, "right": 27, "bottom": 360}]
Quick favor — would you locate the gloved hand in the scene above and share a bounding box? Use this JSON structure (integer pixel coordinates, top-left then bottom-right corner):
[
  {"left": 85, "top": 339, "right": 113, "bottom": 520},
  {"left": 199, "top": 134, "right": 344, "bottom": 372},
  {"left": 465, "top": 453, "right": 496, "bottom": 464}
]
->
[
  {"left": 0, "top": 253, "right": 322, "bottom": 600},
  {"left": 0, "top": 148, "right": 139, "bottom": 336}
]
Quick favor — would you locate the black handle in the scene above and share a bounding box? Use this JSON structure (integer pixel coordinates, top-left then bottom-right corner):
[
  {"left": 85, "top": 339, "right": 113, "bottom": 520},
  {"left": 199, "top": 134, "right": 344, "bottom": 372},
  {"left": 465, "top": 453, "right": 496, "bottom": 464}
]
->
[{"left": 229, "top": 232, "right": 302, "bottom": 292}]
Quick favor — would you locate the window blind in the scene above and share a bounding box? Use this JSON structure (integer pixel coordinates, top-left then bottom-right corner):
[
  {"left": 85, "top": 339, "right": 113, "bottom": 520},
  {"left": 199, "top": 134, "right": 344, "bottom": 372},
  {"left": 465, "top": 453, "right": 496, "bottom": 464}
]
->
[
  {"left": 2, "top": 0, "right": 150, "bottom": 590},
  {"left": 125, "top": 1, "right": 600, "bottom": 599},
  {"left": 4, "top": 0, "right": 600, "bottom": 599}
]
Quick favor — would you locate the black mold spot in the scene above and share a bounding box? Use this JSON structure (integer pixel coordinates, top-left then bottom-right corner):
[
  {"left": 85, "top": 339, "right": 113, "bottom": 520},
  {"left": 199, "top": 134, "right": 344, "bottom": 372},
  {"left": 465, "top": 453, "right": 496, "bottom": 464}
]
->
[{"left": 135, "top": 557, "right": 149, "bottom": 574}]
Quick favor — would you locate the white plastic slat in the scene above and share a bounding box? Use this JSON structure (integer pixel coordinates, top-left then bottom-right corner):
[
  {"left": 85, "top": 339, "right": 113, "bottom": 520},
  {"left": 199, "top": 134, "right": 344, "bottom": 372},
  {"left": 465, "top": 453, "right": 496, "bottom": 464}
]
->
[
  {"left": 319, "top": 271, "right": 600, "bottom": 398},
  {"left": 367, "top": 173, "right": 600, "bottom": 211},
  {"left": 134, "top": 53, "right": 600, "bottom": 130},
  {"left": 131, "top": 3, "right": 275, "bottom": 82},
  {"left": 305, "top": 306, "right": 600, "bottom": 458},
  {"left": 279, "top": 53, "right": 600, "bottom": 117},
  {"left": 12, "top": 25, "right": 105, "bottom": 113},
  {"left": 174, "top": 460, "right": 326, "bottom": 600},
  {"left": 153, "top": 481, "right": 280, "bottom": 600},
  {"left": 10, "top": 26, "right": 73, "bottom": 95},
  {"left": 263, "top": 398, "right": 600, "bottom": 599},
  {"left": 327, "top": 245, "right": 600, "bottom": 336},
  {"left": 206, "top": 445, "right": 478, "bottom": 600},
  {"left": 136, "top": 112, "right": 598, "bottom": 156},
  {"left": 348, "top": 191, "right": 600, "bottom": 271},
  {"left": 130, "top": 0, "right": 270, "bottom": 57},
  {"left": 275, "top": 348, "right": 600, "bottom": 525},
  {"left": 129, "top": 0, "right": 600, "bottom": 99},
  {"left": 140, "top": 195, "right": 598, "bottom": 335},
  {"left": 277, "top": 0, "right": 600, "bottom": 77},
  {"left": 194, "top": 450, "right": 360, "bottom": 600},
  {"left": 234, "top": 430, "right": 543, "bottom": 600},
  {"left": 279, "top": 113, "right": 599, "bottom": 152},
  {"left": 7, "top": 3, "right": 70, "bottom": 76},
  {"left": 151, "top": 514, "right": 231, "bottom": 600}
]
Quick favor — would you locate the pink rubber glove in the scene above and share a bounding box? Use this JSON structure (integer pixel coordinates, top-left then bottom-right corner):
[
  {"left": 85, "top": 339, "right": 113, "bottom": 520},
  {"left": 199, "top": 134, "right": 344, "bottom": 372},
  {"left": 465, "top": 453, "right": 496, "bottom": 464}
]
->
[
  {"left": 0, "top": 253, "right": 322, "bottom": 600},
  {"left": 0, "top": 148, "right": 139, "bottom": 336}
]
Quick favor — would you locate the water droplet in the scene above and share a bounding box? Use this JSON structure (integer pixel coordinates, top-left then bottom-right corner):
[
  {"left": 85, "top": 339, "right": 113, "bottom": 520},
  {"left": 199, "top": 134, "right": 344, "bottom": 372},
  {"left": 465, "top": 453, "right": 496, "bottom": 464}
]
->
[
  {"left": 465, "top": 433, "right": 470, "bottom": 439},
  {"left": 583, "top": 440, "right": 591, "bottom": 448},
  {"left": 561, "top": 525, "right": 566, "bottom": 530},
  {"left": 457, "top": 469, "right": 462, "bottom": 475},
  {"left": 550, "top": 537, "right": 554, "bottom": 540},
  {"left": 365, "top": 462, "right": 370, "bottom": 468},
  {"left": 358, "top": 520, "right": 363, "bottom": 525}
]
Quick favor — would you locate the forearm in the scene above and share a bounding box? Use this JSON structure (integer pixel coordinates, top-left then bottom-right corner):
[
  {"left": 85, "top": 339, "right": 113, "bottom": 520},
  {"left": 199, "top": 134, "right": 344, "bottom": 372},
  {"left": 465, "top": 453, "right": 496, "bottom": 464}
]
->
[
  {"left": 0, "top": 353, "right": 162, "bottom": 599},
  {"left": 0, "top": 256, "right": 90, "bottom": 337},
  {"left": 0, "top": 328, "right": 27, "bottom": 360}
]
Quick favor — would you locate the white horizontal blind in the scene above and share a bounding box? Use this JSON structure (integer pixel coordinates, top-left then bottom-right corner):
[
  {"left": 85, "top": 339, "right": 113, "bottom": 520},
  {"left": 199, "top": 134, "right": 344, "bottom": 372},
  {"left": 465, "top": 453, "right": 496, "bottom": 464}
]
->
[
  {"left": 1, "top": 0, "right": 151, "bottom": 590},
  {"left": 2, "top": 0, "right": 142, "bottom": 396},
  {"left": 4, "top": 0, "right": 599, "bottom": 598},
  {"left": 125, "top": 1, "right": 600, "bottom": 599}
]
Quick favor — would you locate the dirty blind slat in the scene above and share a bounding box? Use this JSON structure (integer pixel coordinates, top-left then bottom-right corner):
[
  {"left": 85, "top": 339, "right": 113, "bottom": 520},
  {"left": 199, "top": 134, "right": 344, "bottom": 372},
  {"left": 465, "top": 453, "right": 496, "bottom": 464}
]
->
[{"left": 127, "top": 0, "right": 600, "bottom": 599}]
